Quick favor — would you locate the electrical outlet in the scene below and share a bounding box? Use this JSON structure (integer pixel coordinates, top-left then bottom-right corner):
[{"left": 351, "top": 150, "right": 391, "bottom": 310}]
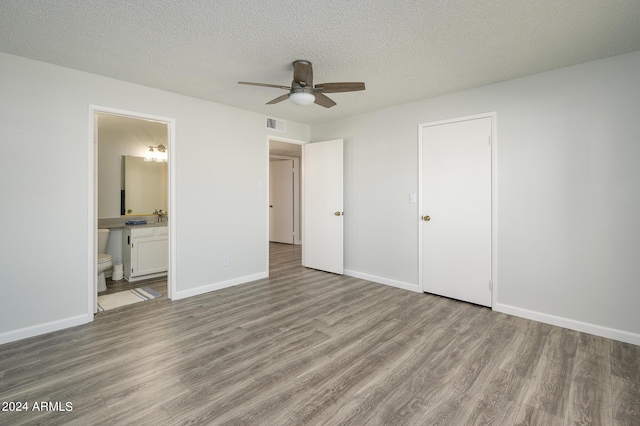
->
[{"left": 223, "top": 255, "right": 229, "bottom": 266}]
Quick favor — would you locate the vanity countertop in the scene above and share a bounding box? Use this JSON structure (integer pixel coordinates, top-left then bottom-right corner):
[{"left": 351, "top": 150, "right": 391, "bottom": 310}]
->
[
  {"left": 123, "top": 221, "right": 167, "bottom": 229},
  {"left": 98, "top": 218, "right": 168, "bottom": 230}
]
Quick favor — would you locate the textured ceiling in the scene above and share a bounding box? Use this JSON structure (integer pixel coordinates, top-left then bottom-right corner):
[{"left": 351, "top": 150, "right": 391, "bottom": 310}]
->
[{"left": 1, "top": 1, "right": 639, "bottom": 124}]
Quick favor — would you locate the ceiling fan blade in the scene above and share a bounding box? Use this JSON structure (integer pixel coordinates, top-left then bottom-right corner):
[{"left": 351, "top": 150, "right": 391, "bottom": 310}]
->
[
  {"left": 266, "top": 93, "right": 290, "bottom": 105},
  {"left": 314, "top": 93, "right": 336, "bottom": 108},
  {"left": 314, "top": 82, "right": 365, "bottom": 93},
  {"left": 238, "top": 81, "right": 290, "bottom": 90},
  {"left": 293, "top": 60, "right": 313, "bottom": 87}
]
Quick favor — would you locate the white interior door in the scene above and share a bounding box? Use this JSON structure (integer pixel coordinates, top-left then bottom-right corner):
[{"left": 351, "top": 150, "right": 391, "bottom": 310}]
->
[
  {"left": 421, "top": 117, "right": 492, "bottom": 307},
  {"left": 302, "top": 139, "right": 344, "bottom": 274},
  {"left": 269, "top": 159, "right": 294, "bottom": 244}
]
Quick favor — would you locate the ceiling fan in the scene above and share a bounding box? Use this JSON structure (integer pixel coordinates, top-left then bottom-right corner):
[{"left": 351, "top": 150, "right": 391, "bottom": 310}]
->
[{"left": 238, "top": 60, "right": 365, "bottom": 108}]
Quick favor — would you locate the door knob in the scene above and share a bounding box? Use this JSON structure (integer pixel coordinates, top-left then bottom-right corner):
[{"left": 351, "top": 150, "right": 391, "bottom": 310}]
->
[
  {"left": 269, "top": 205, "right": 273, "bottom": 208},
  {"left": 335, "top": 211, "right": 343, "bottom": 216},
  {"left": 422, "top": 215, "right": 431, "bottom": 221}
]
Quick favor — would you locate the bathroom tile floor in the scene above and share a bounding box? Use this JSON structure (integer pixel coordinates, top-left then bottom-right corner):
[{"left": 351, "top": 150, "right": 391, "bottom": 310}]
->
[{"left": 100, "top": 275, "right": 167, "bottom": 297}]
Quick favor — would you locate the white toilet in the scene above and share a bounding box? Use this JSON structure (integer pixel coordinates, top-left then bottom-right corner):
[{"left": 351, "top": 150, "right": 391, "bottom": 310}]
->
[{"left": 97, "top": 229, "right": 113, "bottom": 293}]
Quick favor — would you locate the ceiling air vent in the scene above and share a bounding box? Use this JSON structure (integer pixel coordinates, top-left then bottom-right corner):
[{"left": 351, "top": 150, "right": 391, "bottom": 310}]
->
[{"left": 266, "top": 116, "right": 286, "bottom": 133}]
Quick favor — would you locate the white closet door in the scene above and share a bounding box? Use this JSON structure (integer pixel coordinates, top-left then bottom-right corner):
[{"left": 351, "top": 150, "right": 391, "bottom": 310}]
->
[{"left": 421, "top": 117, "right": 492, "bottom": 307}]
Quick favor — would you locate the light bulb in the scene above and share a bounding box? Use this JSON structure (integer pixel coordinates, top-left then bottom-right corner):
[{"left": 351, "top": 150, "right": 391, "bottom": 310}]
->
[{"left": 289, "top": 92, "right": 315, "bottom": 106}]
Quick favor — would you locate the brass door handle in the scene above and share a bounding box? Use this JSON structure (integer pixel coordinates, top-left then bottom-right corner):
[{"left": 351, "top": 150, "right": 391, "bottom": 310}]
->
[
  {"left": 422, "top": 215, "right": 430, "bottom": 221},
  {"left": 335, "top": 211, "right": 343, "bottom": 216}
]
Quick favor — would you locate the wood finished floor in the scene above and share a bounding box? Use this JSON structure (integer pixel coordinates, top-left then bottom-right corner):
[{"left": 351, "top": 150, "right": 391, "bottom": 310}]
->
[{"left": 1, "top": 243, "right": 639, "bottom": 425}]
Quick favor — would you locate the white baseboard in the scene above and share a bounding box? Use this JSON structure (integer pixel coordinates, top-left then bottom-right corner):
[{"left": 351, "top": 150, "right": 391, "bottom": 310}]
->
[
  {"left": 172, "top": 272, "right": 268, "bottom": 301},
  {"left": 344, "top": 269, "right": 421, "bottom": 293},
  {"left": 494, "top": 302, "right": 640, "bottom": 346},
  {"left": 0, "top": 314, "right": 92, "bottom": 346}
]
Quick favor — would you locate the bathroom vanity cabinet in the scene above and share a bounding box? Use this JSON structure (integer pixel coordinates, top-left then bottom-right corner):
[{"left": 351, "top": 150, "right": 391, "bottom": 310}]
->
[{"left": 122, "top": 225, "right": 168, "bottom": 281}]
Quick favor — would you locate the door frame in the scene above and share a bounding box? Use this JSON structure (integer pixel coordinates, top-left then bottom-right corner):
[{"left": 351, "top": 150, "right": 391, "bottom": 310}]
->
[
  {"left": 88, "top": 105, "right": 177, "bottom": 316},
  {"left": 266, "top": 135, "right": 307, "bottom": 274},
  {"left": 417, "top": 112, "right": 498, "bottom": 307}
]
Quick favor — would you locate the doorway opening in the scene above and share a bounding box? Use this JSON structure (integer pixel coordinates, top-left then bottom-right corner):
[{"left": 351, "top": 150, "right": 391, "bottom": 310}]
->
[
  {"left": 268, "top": 137, "right": 305, "bottom": 273},
  {"left": 267, "top": 136, "right": 345, "bottom": 276},
  {"left": 89, "top": 106, "right": 176, "bottom": 316}
]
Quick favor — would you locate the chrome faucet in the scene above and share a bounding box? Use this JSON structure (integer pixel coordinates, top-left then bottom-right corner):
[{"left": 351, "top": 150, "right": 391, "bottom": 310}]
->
[{"left": 157, "top": 209, "right": 163, "bottom": 223}]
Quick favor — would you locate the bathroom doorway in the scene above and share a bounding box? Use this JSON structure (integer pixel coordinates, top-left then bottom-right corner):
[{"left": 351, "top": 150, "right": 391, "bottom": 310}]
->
[{"left": 90, "top": 106, "right": 176, "bottom": 316}]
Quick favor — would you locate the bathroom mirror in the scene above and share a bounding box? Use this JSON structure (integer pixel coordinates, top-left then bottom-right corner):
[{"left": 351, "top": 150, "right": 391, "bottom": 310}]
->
[{"left": 122, "top": 155, "right": 168, "bottom": 216}]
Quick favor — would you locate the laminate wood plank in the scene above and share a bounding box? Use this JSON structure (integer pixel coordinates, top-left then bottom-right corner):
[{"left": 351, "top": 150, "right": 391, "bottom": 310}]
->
[
  {"left": 317, "top": 300, "right": 465, "bottom": 423},
  {"left": 236, "top": 278, "right": 375, "bottom": 337},
  {"left": 440, "top": 314, "right": 528, "bottom": 425},
  {"left": 310, "top": 307, "right": 402, "bottom": 359},
  {"left": 564, "top": 337, "right": 613, "bottom": 425},
  {"left": 1, "top": 243, "right": 639, "bottom": 425},
  {"left": 165, "top": 349, "right": 328, "bottom": 424},
  {"left": 451, "top": 311, "right": 520, "bottom": 395},
  {"left": 514, "top": 404, "right": 565, "bottom": 426},
  {"left": 3, "top": 332, "right": 197, "bottom": 402},
  {"left": 377, "top": 317, "right": 496, "bottom": 424},
  {"left": 310, "top": 324, "right": 457, "bottom": 425},
  {"left": 44, "top": 354, "right": 181, "bottom": 405},
  {"left": 286, "top": 326, "right": 412, "bottom": 424},
  {"left": 0, "top": 393, "right": 106, "bottom": 426},
  {"left": 521, "top": 326, "right": 579, "bottom": 417},
  {"left": 413, "top": 387, "right": 477, "bottom": 426},
  {"left": 499, "top": 317, "right": 552, "bottom": 378},
  {"left": 395, "top": 295, "right": 467, "bottom": 342},
  {"left": 219, "top": 332, "right": 413, "bottom": 425},
  {"left": 462, "top": 368, "right": 530, "bottom": 425},
  {"left": 214, "top": 381, "right": 314, "bottom": 426},
  {"left": 612, "top": 375, "right": 640, "bottom": 426},
  {"left": 101, "top": 375, "right": 190, "bottom": 410},
  {"left": 611, "top": 341, "right": 640, "bottom": 382},
  {"left": 578, "top": 332, "right": 611, "bottom": 360},
  {"left": 78, "top": 401, "right": 175, "bottom": 426},
  {"left": 174, "top": 312, "right": 324, "bottom": 373},
  {"left": 239, "top": 297, "right": 469, "bottom": 426},
  {"left": 329, "top": 304, "right": 495, "bottom": 425},
  {"left": 177, "top": 324, "right": 330, "bottom": 392},
  {"left": 309, "top": 282, "right": 396, "bottom": 329},
  {"left": 162, "top": 321, "right": 333, "bottom": 422}
]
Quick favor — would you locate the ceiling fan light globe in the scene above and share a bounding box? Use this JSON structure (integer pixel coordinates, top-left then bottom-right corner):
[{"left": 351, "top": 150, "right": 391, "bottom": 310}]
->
[{"left": 289, "top": 92, "right": 315, "bottom": 106}]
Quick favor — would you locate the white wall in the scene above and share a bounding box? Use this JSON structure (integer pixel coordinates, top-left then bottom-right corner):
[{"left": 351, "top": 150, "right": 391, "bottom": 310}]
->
[
  {"left": 311, "top": 51, "right": 640, "bottom": 344},
  {"left": 0, "top": 52, "right": 309, "bottom": 343}
]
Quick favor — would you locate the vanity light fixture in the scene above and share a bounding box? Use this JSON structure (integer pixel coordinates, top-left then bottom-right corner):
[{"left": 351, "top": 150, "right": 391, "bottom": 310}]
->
[{"left": 144, "top": 144, "right": 168, "bottom": 162}]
